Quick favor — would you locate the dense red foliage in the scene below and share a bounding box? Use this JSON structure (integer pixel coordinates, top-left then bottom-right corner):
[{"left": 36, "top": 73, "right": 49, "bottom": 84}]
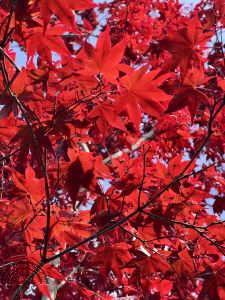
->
[{"left": 0, "top": 0, "right": 225, "bottom": 299}]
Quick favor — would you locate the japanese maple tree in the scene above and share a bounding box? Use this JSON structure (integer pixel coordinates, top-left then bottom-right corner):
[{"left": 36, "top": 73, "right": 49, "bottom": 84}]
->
[{"left": 0, "top": 0, "right": 225, "bottom": 299}]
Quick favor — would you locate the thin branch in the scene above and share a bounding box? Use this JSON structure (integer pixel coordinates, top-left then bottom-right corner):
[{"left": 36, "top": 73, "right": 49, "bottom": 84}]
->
[
  {"left": 140, "top": 210, "right": 207, "bottom": 230},
  {"left": 12, "top": 262, "right": 45, "bottom": 300},
  {"left": 0, "top": 46, "right": 20, "bottom": 71},
  {"left": 103, "top": 129, "right": 154, "bottom": 164}
]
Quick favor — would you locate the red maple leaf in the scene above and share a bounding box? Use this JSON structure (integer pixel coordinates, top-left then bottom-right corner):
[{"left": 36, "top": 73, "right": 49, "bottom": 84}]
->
[
  {"left": 160, "top": 14, "right": 213, "bottom": 77},
  {"left": 38, "top": 0, "right": 76, "bottom": 31},
  {"left": 88, "top": 100, "right": 127, "bottom": 139},
  {"left": 24, "top": 25, "right": 71, "bottom": 64},
  {"left": 10, "top": 198, "right": 33, "bottom": 225},
  {"left": 166, "top": 68, "right": 210, "bottom": 120},
  {"left": 39, "top": 0, "right": 96, "bottom": 31},
  {"left": 127, "top": 250, "right": 171, "bottom": 276},
  {"left": 24, "top": 216, "right": 45, "bottom": 243},
  {"left": 51, "top": 215, "right": 91, "bottom": 247},
  {"left": 173, "top": 248, "right": 196, "bottom": 279},
  {"left": 91, "top": 243, "right": 132, "bottom": 283},
  {"left": 200, "top": 262, "right": 225, "bottom": 299},
  {"left": 213, "top": 195, "right": 225, "bottom": 215},
  {"left": 64, "top": 152, "right": 111, "bottom": 203},
  {"left": 78, "top": 26, "right": 126, "bottom": 84},
  {"left": 117, "top": 66, "right": 172, "bottom": 128},
  {"left": 12, "top": 164, "right": 45, "bottom": 206}
]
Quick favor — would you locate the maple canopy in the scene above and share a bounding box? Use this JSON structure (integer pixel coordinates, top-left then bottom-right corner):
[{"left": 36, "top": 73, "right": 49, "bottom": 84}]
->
[{"left": 0, "top": 0, "right": 225, "bottom": 299}]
